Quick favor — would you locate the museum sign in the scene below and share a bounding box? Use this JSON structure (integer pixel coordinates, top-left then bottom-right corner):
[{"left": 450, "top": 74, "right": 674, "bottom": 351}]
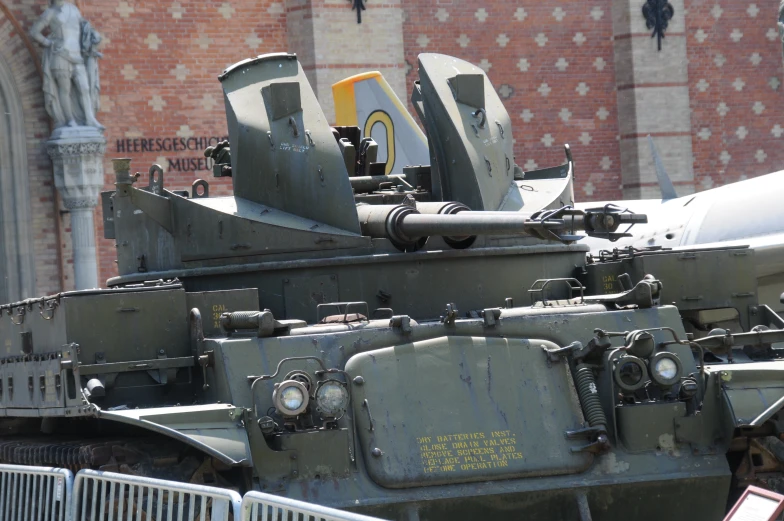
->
[{"left": 115, "top": 135, "right": 229, "bottom": 172}]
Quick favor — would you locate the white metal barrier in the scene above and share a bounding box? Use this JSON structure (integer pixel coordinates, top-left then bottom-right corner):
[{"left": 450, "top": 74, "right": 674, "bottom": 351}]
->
[
  {"left": 0, "top": 464, "right": 386, "bottom": 521},
  {"left": 241, "top": 491, "right": 387, "bottom": 521},
  {"left": 72, "top": 469, "right": 242, "bottom": 521},
  {"left": 0, "top": 463, "right": 73, "bottom": 521}
]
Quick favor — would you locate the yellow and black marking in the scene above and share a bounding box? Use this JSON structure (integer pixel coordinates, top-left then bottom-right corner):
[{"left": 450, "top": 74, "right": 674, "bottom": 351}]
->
[
  {"left": 364, "top": 110, "right": 395, "bottom": 175},
  {"left": 416, "top": 431, "right": 524, "bottom": 474}
]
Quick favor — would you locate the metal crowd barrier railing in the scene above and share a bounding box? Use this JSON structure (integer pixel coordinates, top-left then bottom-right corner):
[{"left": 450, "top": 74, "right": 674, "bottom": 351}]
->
[
  {"left": 241, "top": 490, "right": 386, "bottom": 521},
  {"left": 72, "top": 469, "right": 242, "bottom": 520},
  {"left": 0, "top": 463, "right": 73, "bottom": 521},
  {"left": 0, "top": 464, "right": 387, "bottom": 521}
]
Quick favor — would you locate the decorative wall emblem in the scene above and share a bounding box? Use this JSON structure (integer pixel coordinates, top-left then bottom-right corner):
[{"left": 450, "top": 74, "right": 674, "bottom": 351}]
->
[
  {"left": 642, "top": 0, "right": 674, "bottom": 51},
  {"left": 350, "top": 0, "right": 367, "bottom": 23}
]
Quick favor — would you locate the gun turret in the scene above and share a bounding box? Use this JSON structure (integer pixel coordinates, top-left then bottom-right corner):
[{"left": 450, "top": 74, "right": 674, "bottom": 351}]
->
[{"left": 102, "top": 52, "right": 646, "bottom": 322}]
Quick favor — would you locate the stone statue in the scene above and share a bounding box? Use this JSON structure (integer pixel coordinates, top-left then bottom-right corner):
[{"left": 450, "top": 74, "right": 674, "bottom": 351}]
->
[{"left": 30, "top": 0, "right": 103, "bottom": 130}]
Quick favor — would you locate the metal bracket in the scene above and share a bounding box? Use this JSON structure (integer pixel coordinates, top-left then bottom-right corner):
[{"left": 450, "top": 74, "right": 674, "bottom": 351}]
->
[
  {"left": 153, "top": 349, "right": 177, "bottom": 385},
  {"left": 565, "top": 426, "right": 610, "bottom": 454},
  {"left": 482, "top": 308, "right": 501, "bottom": 327},
  {"left": 529, "top": 278, "right": 585, "bottom": 306},
  {"left": 390, "top": 315, "right": 412, "bottom": 335},
  {"left": 441, "top": 303, "right": 458, "bottom": 325},
  {"left": 9, "top": 307, "right": 25, "bottom": 325},
  {"left": 38, "top": 299, "right": 59, "bottom": 320},
  {"left": 199, "top": 350, "right": 215, "bottom": 391},
  {"left": 147, "top": 164, "right": 164, "bottom": 195},
  {"left": 583, "top": 275, "right": 662, "bottom": 309},
  {"left": 541, "top": 341, "right": 583, "bottom": 363},
  {"left": 78, "top": 356, "right": 195, "bottom": 376}
]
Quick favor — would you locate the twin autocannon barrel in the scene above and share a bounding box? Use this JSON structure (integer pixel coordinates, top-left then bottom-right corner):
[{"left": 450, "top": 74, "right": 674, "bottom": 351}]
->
[{"left": 356, "top": 201, "right": 647, "bottom": 252}]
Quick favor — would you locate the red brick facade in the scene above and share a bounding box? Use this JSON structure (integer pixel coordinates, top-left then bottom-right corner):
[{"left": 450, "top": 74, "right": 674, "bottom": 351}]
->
[
  {"left": 1, "top": 0, "right": 782, "bottom": 292},
  {"left": 84, "top": 0, "right": 288, "bottom": 283},
  {"left": 685, "top": 0, "right": 783, "bottom": 189},
  {"left": 0, "top": 2, "right": 63, "bottom": 296},
  {"left": 402, "top": 0, "right": 622, "bottom": 201}
]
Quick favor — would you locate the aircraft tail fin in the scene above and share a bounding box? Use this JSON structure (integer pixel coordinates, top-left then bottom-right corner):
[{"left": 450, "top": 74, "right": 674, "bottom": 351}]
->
[
  {"left": 332, "top": 72, "right": 429, "bottom": 175},
  {"left": 647, "top": 135, "right": 678, "bottom": 200}
]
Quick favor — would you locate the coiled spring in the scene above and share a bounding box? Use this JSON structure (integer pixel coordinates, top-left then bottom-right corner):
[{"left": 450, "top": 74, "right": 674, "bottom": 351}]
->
[
  {"left": 220, "top": 311, "right": 262, "bottom": 330},
  {"left": 574, "top": 363, "right": 607, "bottom": 430}
]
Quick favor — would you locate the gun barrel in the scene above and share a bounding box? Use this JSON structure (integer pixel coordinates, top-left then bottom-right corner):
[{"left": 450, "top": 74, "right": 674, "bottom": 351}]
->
[
  {"left": 356, "top": 203, "right": 647, "bottom": 252},
  {"left": 397, "top": 213, "right": 563, "bottom": 238}
]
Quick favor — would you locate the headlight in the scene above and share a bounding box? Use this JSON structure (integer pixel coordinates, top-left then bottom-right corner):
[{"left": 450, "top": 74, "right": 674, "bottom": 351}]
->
[
  {"left": 613, "top": 356, "right": 648, "bottom": 392},
  {"left": 273, "top": 380, "right": 309, "bottom": 416},
  {"left": 315, "top": 380, "right": 349, "bottom": 419},
  {"left": 650, "top": 352, "right": 682, "bottom": 387}
]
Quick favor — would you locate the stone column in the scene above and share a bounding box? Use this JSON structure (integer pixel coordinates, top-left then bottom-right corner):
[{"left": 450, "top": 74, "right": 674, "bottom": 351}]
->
[
  {"left": 612, "top": 0, "right": 696, "bottom": 198},
  {"left": 285, "top": 0, "right": 407, "bottom": 123},
  {"left": 46, "top": 127, "right": 106, "bottom": 290}
]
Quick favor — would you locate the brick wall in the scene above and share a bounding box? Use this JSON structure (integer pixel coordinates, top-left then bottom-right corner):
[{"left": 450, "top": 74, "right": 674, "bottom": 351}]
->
[
  {"left": 80, "top": 0, "right": 290, "bottom": 283},
  {"left": 685, "top": 0, "right": 783, "bottom": 190},
  {"left": 0, "top": 3, "right": 65, "bottom": 296}
]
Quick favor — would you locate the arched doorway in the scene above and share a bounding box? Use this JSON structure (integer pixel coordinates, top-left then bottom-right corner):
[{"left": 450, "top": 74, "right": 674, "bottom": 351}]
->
[{"left": 0, "top": 53, "right": 36, "bottom": 303}]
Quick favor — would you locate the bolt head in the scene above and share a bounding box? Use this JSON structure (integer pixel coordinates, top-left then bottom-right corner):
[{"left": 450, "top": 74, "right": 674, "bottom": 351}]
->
[
  {"left": 353, "top": 376, "right": 365, "bottom": 385},
  {"left": 371, "top": 447, "right": 383, "bottom": 457}
]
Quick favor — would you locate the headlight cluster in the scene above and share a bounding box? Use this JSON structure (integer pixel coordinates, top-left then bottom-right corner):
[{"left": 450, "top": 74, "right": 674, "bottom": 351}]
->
[
  {"left": 272, "top": 376, "right": 349, "bottom": 419},
  {"left": 613, "top": 332, "right": 684, "bottom": 392}
]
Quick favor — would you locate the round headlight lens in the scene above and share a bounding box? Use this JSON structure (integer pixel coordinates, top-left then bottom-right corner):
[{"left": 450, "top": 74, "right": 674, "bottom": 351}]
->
[
  {"left": 619, "top": 361, "right": 643, "bottom": 386},
  {"left": 315, "top": 380, "right": 349, "bottom": 418},
  {"left": 650, "top": 352, "right": 682, "bottom": 387},
  {"left": 654, "top": 358, "right": 678, "bottom": 380},
  {"left": 273, "top": 380, "right": 309, "bottom": 416},
  {"left": 281, "top": 386, "right": 305, "bottom": 410},
  {"left": 613, "top": 356, "right": 648, "bottom": 392}
]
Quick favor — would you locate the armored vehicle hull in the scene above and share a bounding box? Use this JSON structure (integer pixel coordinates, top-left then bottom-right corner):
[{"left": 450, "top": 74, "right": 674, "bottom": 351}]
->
[{"left": 0, "top": 53, "right": 783, "bottom": 521}]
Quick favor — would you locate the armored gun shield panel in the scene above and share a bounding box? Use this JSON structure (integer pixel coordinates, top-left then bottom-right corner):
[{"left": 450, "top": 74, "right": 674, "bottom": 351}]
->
[
  {"left": 416, "top": 54, "right": 522, "bottom": 212},
  {"left": 346, "top": 336, "right": 592, "bottom": 488},
  {"left": 220, "top": 53, "right": 361, "bottom": 233}
]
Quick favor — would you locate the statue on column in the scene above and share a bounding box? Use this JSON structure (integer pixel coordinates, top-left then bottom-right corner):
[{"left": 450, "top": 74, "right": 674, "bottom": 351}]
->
[{"left": 30, "top": 0, "right": 104, "bottom": 130}]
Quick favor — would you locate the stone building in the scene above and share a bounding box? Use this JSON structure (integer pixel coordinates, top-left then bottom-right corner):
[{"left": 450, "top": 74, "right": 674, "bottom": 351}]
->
[{"left": 0, "top": 0, "right": 782, "bottom": 300}]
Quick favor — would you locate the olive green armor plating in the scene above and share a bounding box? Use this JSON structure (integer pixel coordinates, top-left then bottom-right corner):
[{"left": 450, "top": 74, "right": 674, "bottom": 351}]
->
[{"left": 1, "top": 53, "right": 783, "bottom": 521}]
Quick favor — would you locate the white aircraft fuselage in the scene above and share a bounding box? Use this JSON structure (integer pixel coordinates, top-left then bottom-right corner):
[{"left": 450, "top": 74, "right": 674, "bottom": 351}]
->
[{"left": 577, "top": 171, "right": 784, "bottom": 310}]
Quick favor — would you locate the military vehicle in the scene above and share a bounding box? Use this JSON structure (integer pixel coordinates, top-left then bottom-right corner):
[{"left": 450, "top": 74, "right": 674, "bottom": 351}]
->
[
  {"left": 333, "top": 72, "right": 784, "bottom": 312},
  {"left": 1, "top": 52, "right": 784, "bottom": 521}
]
